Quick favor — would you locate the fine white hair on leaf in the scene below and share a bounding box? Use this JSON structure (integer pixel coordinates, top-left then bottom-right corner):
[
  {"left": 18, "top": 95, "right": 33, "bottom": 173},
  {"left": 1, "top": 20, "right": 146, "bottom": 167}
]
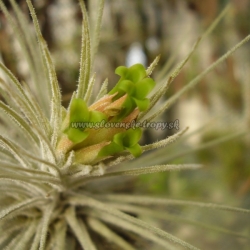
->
[{"left": 0, "top": 1, "right": 249, "bottom": 249}]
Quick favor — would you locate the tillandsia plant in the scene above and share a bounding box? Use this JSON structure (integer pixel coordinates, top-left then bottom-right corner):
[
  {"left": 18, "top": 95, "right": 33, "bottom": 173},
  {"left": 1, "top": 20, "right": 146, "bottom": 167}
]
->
[
  {"left": 57, "top": 63, "right": 156, "bottom": 165},
  {"left": 0, "top": 1, "right": 250, "bottom": 250}
]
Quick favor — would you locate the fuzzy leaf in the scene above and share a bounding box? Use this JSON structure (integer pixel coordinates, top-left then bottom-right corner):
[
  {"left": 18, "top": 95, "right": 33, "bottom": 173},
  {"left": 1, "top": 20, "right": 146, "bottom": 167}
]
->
[{"left": 77, "top": 0, "right": 91, "bottom": 99}]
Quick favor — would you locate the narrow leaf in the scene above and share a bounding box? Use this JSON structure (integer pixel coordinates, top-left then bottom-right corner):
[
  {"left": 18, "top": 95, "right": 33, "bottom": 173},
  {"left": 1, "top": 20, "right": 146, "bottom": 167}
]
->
[
  {"left": 146, "top": 55, "right": 160, "bottom": 76},
  {"left": 101, "top": 195, "right": 250, "bottom": 214},
  {"left": 87, "top": 217, "right": 136, "bottom": 250},
  {"left": 8, "top": 0, "right": 50, "bottom": 112},
  {"left": 13, "top": 220, "right": 38, "bottom": 250},
  {"left": 147, "top": 34, "right": 250, "bottom": 122},
  {"left": 53, "top": 220, "right": 67, "bottom": 250},
  {"left": 0, "top": 197, "right": 45, "bottom": 220},
  {"left": 65, "top": 207, "right": 97, "bottom": 250},
  {"left": 77, "top": 0, "right": 92, "bottom": 99},
  {"left": 95, "top": 78, "right": 108, "bottom": 101},
  {"left": 141, "top": 127, "right": 188, "bottom": 152},
  {"left": 84, "top": 73, "right": 96, "bottom": 104},
  {"left": 0, "top": 101, "right": 39, "bottom": 145},
  {"left": 26, "top": 0, "right": 61, "bottom": 148},
  {"left": 90, "top": 0, "right": 105, "bottom": 64},
  {"left": 69, "top": 194, "right": 199, "bottom": 249}
]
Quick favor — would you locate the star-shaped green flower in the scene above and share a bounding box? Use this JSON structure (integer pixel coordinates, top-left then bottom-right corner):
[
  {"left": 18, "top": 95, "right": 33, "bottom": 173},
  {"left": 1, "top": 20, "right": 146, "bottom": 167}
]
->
[
  {"left": 109, "top": 64, "right": 156, "bottom": 120},
  {"left": 98, "top": 128, "right": 142, "bottom": 157}
]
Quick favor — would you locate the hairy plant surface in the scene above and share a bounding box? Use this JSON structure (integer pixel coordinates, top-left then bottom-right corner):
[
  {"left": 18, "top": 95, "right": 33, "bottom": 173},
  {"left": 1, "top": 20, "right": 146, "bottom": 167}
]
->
[{"left": 0, "top": 1, "right": 249, "bottom": 250}]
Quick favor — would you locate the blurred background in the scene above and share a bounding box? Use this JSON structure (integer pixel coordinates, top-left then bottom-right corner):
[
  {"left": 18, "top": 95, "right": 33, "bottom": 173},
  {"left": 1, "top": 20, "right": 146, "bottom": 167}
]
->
[{"left": 0, "top": 0, "right": 250, "bottom": 249}]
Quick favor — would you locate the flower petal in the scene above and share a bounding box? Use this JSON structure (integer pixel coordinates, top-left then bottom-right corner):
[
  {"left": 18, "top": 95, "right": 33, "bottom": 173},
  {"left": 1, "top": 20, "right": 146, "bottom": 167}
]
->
[
  {"left": 70, "top": 98, "right": 89, "bottom": 122},
  {"left": 133, "top": 98, "right": 150, "bottom": 111},
  {"left": 118, "top": 80, "right": 134, "bottom": 95},
  {"left": 135, "top": 78, "right": 155, "bottom": 99},
  {"left": 115, "top": 66, "right": 128, "bottom": 77},
  {"left": 123, "top": 128, "right": 142, "bottom": 147},
  {"left": 66, "top": 128, "right": 89, "bottom": 144},
  {"left": 98, "top": 142, "right": 123, "bottom": 157},
  {"left": 126, "top": 143, "right": 142, "bottom": 157},
  {"left": 126, "top": 64, "right": 146, "bottom": 83}
]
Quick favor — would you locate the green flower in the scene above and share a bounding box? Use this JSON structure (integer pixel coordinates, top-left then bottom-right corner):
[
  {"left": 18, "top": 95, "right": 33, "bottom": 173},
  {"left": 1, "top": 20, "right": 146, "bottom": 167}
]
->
[
  {"left": 64, "top": 98, "right": 107, "bottom": 144},
  {"left": 99, "top": 128, "right": 142, "bottom": 157},
  {"left": 109, "top": 64, "right": 156, "bottom": 120},
  {"left": 60, "top": 63, "right": 155, "bottom": 164}
]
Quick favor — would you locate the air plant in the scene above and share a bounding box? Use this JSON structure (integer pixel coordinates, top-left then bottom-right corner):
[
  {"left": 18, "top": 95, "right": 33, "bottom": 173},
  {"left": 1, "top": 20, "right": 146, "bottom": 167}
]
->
[{"left": 0, "top": 1, "right": 249, "bottom": 250}]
